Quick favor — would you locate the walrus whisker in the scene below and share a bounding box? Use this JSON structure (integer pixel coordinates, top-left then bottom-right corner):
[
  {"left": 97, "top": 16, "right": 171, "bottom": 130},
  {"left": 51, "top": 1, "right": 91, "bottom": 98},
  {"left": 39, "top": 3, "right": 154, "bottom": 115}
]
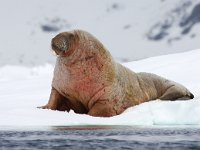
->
[{"left": 59, "top": 40, "right": 68, "bottom": 51}]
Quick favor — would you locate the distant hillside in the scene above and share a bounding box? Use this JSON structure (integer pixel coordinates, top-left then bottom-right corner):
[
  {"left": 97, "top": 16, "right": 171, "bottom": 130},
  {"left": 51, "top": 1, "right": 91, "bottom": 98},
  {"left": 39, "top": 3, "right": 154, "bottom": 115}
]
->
[{"left": 0, "top": 0, "right": 200, "bottom": 66}]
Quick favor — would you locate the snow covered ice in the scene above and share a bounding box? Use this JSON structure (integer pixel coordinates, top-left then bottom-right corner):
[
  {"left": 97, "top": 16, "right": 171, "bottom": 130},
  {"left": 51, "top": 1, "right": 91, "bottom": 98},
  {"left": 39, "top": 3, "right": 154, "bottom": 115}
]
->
[{"left": 0, "top": 49, "right": 200, "bottom": 126}]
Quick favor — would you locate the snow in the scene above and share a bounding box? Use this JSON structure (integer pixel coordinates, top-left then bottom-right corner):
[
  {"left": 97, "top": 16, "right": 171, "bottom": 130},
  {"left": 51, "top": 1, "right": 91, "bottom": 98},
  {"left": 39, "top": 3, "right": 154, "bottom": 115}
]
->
[{"left": 0, "top": 50, "right": 200, "bottom": 126}]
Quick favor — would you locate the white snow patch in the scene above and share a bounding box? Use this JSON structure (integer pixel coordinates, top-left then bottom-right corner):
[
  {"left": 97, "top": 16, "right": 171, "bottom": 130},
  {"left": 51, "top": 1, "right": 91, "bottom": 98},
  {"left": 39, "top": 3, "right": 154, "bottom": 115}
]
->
[{"left": 0, "top": 50, "right": 200, "bottom": 126}]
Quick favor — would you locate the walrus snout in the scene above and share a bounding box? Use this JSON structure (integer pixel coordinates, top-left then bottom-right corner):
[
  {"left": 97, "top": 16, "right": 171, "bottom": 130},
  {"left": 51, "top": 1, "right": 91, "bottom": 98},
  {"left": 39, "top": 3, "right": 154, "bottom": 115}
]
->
[
  {"left": 51, "top": 32, "right": 75, "bottom": 55},
  {"left": 51, "top": 34, "right": 69, "bottom": 52}
]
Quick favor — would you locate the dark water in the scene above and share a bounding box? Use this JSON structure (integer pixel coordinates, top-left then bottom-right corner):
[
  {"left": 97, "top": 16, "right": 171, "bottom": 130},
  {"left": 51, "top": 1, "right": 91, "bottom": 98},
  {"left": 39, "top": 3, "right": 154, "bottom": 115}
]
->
[{"left": 1, "top": 126, "right": 200, "bottom": 150}]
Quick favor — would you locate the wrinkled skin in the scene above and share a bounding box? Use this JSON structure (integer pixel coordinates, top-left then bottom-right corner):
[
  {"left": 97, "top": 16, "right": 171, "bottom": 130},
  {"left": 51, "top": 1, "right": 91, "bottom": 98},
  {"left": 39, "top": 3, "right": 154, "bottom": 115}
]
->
[{"left": 38, "top": 30, "right": 194, "bottom": 117}]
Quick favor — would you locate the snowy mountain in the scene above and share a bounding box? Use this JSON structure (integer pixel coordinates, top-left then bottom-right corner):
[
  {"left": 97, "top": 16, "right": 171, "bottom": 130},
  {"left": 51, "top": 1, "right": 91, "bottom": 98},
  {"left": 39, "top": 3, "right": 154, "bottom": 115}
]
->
[{"left": 1, "top": 0, "right": 200, "bottom": 66}]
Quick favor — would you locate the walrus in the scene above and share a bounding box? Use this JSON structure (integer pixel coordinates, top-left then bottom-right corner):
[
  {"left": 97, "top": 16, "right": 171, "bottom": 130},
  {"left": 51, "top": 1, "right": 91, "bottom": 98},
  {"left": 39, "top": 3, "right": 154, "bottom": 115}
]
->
[{"left": 39, "top": 29, "right": 194, "bottom": 117}]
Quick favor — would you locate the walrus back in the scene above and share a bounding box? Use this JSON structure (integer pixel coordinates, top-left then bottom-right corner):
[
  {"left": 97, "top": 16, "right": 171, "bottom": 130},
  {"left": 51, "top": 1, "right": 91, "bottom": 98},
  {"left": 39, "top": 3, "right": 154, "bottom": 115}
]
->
[
  {"left": 115, "top": 63, "right": 151, "bottom": 106},
  {"left": 137, "top": 72, "right": 194, "bottom": 100},
  {"left": 137, "top": 72, "right": 170, "bottom": 99}
]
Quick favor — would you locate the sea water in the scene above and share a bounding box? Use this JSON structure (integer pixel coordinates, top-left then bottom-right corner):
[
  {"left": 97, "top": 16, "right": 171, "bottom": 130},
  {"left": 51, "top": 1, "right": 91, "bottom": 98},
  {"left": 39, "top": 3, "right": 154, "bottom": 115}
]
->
[{"left": 1, "top": 126, "right": 200, "bottom": 150}]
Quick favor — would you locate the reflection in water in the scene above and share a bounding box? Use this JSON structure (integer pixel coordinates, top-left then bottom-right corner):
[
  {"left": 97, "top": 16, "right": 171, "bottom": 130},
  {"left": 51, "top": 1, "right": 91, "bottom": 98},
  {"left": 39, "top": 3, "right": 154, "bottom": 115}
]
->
[
  {"left": 51, "top": 125, "right": 128, "bottom": 131},
  {"left": 1, "top": 126, "right": 200, "bottom": 150}
]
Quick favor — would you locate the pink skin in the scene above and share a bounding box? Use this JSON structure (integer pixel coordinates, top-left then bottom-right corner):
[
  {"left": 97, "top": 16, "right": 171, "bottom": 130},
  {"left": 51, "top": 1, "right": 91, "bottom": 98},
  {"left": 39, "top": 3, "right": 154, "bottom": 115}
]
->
[{"left": 39, "top": 30, "right": 119, "bottom": 117}]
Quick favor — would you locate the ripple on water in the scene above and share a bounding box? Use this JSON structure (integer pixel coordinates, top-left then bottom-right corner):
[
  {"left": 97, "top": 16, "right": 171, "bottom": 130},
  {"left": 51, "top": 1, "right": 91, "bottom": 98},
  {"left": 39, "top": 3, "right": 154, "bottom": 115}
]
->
[{"left": 1, "top": 126, "right": 200, "bottom": 150}]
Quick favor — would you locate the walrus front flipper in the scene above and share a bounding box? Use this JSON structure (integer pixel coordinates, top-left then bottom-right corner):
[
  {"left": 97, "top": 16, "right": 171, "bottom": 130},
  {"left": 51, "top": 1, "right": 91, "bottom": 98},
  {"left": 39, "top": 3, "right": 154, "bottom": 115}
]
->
[
  {"left": 38, "top": 87, "right": 71, "bottom": 111},
  {"left": 159, "top": 85, "right": 194, "bottom": 101}
]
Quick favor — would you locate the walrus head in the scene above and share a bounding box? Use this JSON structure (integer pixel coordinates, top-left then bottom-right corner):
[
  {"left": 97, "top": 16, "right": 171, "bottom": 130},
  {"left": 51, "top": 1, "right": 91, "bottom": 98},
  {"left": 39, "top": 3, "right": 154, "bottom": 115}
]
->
[
  {"left": 51, "top": 30, "right": 114, "bottom": 68},
  {"left": 51, "top": 32, "right": 75, "bottom": 56}
]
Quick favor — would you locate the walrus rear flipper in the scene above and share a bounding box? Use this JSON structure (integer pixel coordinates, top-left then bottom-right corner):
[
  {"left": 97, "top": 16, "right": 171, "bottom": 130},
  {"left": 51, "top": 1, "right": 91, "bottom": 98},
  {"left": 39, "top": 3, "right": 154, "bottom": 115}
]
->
[
  {"left": 159, "top": 85, "right": 194, "bottom": 101},
  {"left": 176, "top": 94, "right": 194, "bottom": 100}
]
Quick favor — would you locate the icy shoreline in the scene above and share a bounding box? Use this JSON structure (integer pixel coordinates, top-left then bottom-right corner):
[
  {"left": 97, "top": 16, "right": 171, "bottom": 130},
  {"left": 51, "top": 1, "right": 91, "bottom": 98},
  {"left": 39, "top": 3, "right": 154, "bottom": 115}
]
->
[{"left": 0, "top": 50, "right": 200, "bottom": 126}]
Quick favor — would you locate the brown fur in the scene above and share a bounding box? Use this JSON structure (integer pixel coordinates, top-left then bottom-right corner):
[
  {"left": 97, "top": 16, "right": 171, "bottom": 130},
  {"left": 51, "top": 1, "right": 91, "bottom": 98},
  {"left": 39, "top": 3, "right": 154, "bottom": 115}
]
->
[{"left": 38, "top": 30, "right": 194, "bottom": 117}]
